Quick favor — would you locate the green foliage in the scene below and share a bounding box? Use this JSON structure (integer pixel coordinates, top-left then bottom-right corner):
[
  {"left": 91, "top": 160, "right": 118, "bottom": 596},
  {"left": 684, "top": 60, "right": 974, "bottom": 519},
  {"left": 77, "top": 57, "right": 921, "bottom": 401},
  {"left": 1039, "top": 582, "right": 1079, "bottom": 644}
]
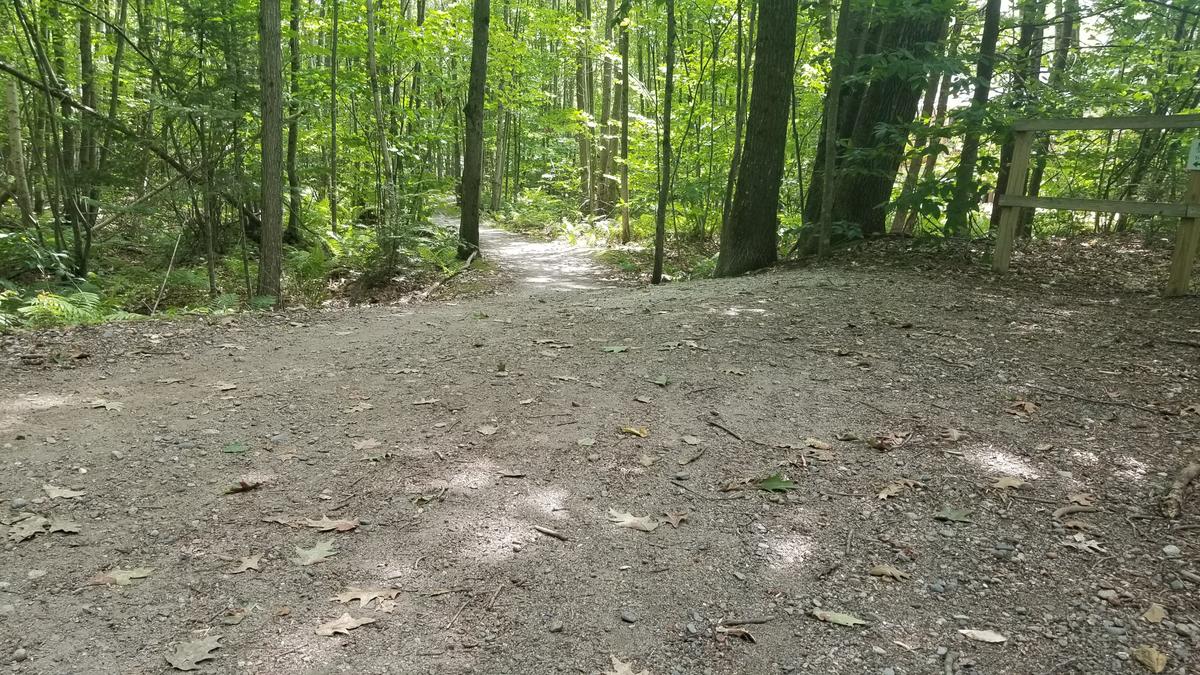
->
[{"left": 0, "top": 289, "right": 143, "bottom": 330}]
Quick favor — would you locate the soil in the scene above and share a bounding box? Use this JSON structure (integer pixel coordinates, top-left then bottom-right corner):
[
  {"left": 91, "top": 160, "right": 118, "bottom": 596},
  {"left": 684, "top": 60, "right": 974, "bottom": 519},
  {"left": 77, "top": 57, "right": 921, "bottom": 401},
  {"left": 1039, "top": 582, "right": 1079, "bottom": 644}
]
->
[{"left": 1, "top": 226, "right": 1199, "bottom": 675}]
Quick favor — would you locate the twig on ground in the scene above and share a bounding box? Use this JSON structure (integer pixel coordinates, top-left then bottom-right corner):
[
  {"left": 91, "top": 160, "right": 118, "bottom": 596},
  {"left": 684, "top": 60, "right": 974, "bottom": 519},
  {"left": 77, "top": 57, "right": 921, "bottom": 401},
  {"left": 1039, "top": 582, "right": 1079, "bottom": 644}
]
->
[
  {"left": 723, "top": 616, "right": 775, "bottom": 626},
  {"left": 486, "top": 585, "right": 503, "bottom": 610},
  {"left": 445, "top": 593, "right": 475, "bottom": 629},
  {"left": 533, "top": 525, "right": 568, "bottom": 541},
  {"left": 701, "top": 414, "right": 743, "bottom": 441},
  {"left": 1026, "top": 383, "right": 1164, "bottom": 415},
  {"left": 1166, "top": 339, "right": 1200, "bottom": 349}
]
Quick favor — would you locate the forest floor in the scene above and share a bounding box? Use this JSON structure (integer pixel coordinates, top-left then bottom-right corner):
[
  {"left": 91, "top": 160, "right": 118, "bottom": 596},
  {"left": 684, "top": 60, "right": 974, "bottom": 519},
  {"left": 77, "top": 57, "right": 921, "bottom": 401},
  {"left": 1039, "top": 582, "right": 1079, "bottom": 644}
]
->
[{"left": 1, "top": 227, "right": 1199, "bottom": 675}]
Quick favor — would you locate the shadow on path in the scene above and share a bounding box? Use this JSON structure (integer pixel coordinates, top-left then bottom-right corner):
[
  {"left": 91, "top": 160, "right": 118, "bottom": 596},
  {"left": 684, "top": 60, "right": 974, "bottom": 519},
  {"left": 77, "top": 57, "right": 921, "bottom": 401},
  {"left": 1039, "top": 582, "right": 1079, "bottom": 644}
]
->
[{"left": 477, "top": 225, "right": 627, "bottom": 294}]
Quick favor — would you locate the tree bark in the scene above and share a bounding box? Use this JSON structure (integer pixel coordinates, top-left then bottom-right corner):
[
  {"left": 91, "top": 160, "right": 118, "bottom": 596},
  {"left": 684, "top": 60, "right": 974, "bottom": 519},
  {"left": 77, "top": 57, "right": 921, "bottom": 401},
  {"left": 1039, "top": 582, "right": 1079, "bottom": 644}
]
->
[
  {"left": 329, "top": 0, "right": 339, "bottom": 234},
  {"left": 651, "top": 0, "right": 676, "bottom": 284},
  {"left": 715, "top": 0, "right": 798, "bottom": 276},
  {"left": 945, "top": 0, "right": 1003, "bottom": 236},
  {"left": 619, "top": 10, "right": 631, "bottom": 243},
  {"left": 720, "top": 0, "right": 755, "bottom": 239},
  {"left": 258, "top": 0, "right": 285, "bottom": 304},
  {"left": 459, "top": 0, "right": 490, "bottom": 258},
  {"left": 286, "top": 0, "right": 303, "bottom": 243},
  {"left": 6, "top": 81, "right": 37, "bottom": 237}
]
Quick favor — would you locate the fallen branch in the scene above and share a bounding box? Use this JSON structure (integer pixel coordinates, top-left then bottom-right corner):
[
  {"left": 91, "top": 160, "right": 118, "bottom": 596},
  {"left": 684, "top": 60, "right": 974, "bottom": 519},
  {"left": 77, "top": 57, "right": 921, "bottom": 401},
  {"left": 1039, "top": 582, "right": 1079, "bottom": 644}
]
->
[
  {"left": 700, "top": 414, "right": 742, "bottom": 441},
  {"left": 1163, "top": 461, "right": 1200, "bottom": 519},
  {"left": 1026, "top": 383, "right": 1165, "bottom": 415},
  {"left": 533, "top": 525, "right": 568, "bottom": 541},
  {"left": 419, "top": 251, "right": 477, "bottom": 300},
  {"left": 1166, "top": 339, "right": 1200, "bottom": 349}
]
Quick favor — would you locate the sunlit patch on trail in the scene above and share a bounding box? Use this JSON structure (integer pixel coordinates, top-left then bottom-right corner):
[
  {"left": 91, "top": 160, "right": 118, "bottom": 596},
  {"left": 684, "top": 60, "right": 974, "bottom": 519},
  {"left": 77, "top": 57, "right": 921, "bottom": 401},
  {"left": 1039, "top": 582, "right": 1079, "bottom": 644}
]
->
[
  {"left": 760, "top": 533, "right": 813, "bottom": 569},
  {"left": 961, "top": 443, "right": 1042, "bottom": 479},
  {"left": 0, "top": 392, "right": 70, "bottom": 431}
]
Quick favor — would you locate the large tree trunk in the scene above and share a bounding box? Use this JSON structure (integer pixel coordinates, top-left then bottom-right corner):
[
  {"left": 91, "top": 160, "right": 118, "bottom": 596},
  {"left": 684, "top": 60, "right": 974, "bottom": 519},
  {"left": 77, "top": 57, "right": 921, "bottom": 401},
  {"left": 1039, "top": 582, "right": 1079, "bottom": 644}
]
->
[
  {"left": 651, "top": 0, "right": 676, "bottom": 284},
  {"left": 258, "top": 0, "right": 285, "bottom": 304},
  {"left": 329, "top": 0, "right": 340, "bottom": 234},
  {"left": 715, "top": 0, "right": 798, "bottom": 276},
  {"left": 286, "top": 0, "right": 303, "bottom": 243},
  {"left": 459, "top": 0, "right": 490, "bottom": 258},
  {"left": 619, "top": 13, "right": 631, "bottom": 243},
  {"left": 720, "top": 0, "right": 755, "bottom": 239},
  {"left": 806, "top": 0, "right": 949, "bottom": 238},
  {"left": 945, "top": 0, "right": 1003, "bottom": 236}
]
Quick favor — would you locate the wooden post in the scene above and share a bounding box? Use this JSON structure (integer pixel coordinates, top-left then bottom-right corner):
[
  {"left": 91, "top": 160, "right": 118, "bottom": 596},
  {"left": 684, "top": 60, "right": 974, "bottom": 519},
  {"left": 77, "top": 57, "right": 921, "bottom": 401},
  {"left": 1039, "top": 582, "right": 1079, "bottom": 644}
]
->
[
  {"left": 993, "top": 130, "right": 1034, "bottom": 274},
  {"left": 1166, "top": 167, "right": 1200, "bottom": 296}
]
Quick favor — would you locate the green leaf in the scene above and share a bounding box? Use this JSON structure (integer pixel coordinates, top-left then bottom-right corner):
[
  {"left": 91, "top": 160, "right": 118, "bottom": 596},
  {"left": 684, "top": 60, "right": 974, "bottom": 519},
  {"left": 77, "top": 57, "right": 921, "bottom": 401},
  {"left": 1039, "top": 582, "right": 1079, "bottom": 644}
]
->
[
  {"left": 756, "top": 473, "right": 798, "bottom": 493},
  {"left": 222, "top": 441, "right": 248, "bottom": 454},
  {"left": 811, "top": 609, "right": 868, "bottom": 627}
]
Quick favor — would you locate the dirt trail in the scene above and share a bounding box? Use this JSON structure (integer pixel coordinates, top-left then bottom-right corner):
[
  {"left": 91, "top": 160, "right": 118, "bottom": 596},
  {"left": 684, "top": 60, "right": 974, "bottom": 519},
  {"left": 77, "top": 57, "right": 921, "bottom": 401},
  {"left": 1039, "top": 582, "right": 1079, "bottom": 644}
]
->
[
  {"left": 1, "top": 234, "right": 1199, "bottom": 675},
  {"left": 477, "top": 225, "right": 623, "bottom": 294}
]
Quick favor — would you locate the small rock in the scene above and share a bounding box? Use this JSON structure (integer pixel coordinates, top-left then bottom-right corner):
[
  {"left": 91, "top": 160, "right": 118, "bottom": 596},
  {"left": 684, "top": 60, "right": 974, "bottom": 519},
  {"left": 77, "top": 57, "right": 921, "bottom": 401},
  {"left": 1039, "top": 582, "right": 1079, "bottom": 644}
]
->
[
  {"left": 270, "top": 433, "right": 290, "bottom": 444},
  {"left": 0, "top": 605, "right": 13, "bottom": 616},
  {"left": 26, "top": 569, "right": 45, "bottom": 580},
  {"left": 9, "top": 498, "right": 28, "bottom": 509},
  {"left": 673, "top": 472, "right": 690, "bottom": 481},
  {"left": 620, "top": 610, "right": 638, "bottom": 624},
  {"left": 1097, "top": 589, "right": 1119, "bottom": 603},
  {"left": 881, "top": 669, "right": 896, "bottom": 675},
  {"left": 548, "top": 619, "right": 564, "bottom": 633},
  {"left": 12, "top": 648, "right": 27, "bottom": 662},
  {"left": 1163, "top": 545, "right": 1181, "bottom": 558}
]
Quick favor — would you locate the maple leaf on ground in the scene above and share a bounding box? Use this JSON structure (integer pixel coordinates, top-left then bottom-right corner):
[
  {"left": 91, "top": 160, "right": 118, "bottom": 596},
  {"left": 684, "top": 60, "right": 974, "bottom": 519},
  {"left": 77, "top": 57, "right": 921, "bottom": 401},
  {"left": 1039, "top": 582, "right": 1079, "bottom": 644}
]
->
[
  {"left": 164, "top": 635, "right": 221, "bottom": 671},
  {"left": 7, "top": 514, "right": 49, "bottom": 542},
  {"left": 607, "top": 509, "right": 659, "bottom": 532},
  {"left": 294, "top": 539, "right": 337, "bottom": 566},
  {"left": 604, "top": 655, "right": 650, "bottom": 675},
  {"left": 662, "top": 511, "right": 688, "bottom": 528},
  {"left": 88, "top": 567, "right": 153, "bottom": 586},
  {"left": 230, "top": 555, "right": 262, "bottom": 574},
  {"left": 303, "top": 515, "right": 359, "bottom": 532},
  {"left": 47, "top": 515, "right": 81, "bottom": 534},
  {"left": 43, "top": 484, "right": 86, "bottom": 499},
  {"left": 877, "top": 479, "right": 922, "bottom": 500},
  {"left": 330, "top": 587, "right": 402, "bottom": 608},
  {"left": 315, "top": 613, "right": 376, "bottom": 636}
]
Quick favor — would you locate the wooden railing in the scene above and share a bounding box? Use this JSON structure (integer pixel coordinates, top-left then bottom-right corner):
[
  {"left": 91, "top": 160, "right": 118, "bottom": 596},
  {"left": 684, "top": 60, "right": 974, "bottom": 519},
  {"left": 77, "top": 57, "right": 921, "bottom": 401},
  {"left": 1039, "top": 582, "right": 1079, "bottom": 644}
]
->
[{"left": 992, "top": 114, "right": 1200, "bottom": 296}]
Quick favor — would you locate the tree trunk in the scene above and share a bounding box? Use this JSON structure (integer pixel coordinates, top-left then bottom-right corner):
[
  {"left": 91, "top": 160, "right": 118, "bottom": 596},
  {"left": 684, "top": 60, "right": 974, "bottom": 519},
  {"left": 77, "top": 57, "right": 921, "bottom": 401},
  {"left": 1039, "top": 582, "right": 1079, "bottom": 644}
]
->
[
  {"left": 459, "top": 0, "right": 490, "bottom": 258},
  {"left": 329, "top": 0, "right": 339, "bottom": 234},
  {"left": 1023, "top": 0, "right": 1075, "bottom": 231},
  {"left": 619, "top": 12, "right": 631, "bottom": 244},
  {"left": 286, "top": 0, "right": 303, "bottom": 243},
  {"left": 715, "top": 0, "right": 797, "bottom": 276},
  {"left": 490, "top": 103, "right": 506, "bottom": 211},
  {"left": 651, "top": 0, "right": 676, "bottom": 284},
  {"left": 721, "top": 0, "right": 755, "bottom": 239},
  {"left": 258, "top": 0, "right": 285, "bottom": 304},
  {"left": 6, "top": 81, "right": 37, "bottom": 237},
  {"left": 945, "top": 0, "right": 1003, "bottom": 236},
  {"left": 818, "top": 0, "right": 853, "bottom": 255}
]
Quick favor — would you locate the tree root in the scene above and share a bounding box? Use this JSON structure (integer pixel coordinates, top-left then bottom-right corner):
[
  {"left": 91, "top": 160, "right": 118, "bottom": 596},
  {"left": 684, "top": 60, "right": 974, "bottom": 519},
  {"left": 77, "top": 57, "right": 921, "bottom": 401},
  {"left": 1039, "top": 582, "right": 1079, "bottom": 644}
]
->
[{"left": 1163, "top": 460, "right": 1200, "bottom": 519}]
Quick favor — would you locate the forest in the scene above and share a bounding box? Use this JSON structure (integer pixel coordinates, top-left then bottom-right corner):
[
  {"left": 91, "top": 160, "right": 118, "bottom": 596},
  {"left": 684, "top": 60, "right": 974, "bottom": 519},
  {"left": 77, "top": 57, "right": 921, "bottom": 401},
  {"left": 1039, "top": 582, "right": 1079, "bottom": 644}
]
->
[{"left": 0, "top": 0, "right": 1198, "bottom": 323}]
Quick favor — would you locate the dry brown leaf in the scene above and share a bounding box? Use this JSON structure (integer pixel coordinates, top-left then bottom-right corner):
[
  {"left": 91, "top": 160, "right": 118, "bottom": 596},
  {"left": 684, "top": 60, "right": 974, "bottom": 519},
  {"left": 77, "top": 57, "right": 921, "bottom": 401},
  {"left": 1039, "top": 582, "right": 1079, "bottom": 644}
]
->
[
  {"left": 1141, "top": 603, "right": 1168, "bottom": 624},
  {"left": 164, "top": 635, "right": 221, "bottom": 671},
  {"left": 221, "top": 607, "right": 247, "bottom": 625},
  {"left": 7, "top": 514, "right": 49, "bottom": 542},
  {"left": 303, "top": 515, "right": 359, "bottom": 532},
  {"left": 294, "top": 539, "right": 337, "bottom": 566},
  {"left": 225, "top": 480, "right": 262, "bottom": 494},
  {"left": 940, "top": 428, "right": 965, "bottom": 442},
  {"left": 47, "top": 515, "right": 81, "bottom": 534},
  {"left": 662, "top": 511, "right": 688, "bottom": 528},
  {"left": 43, "top": 484, "right": 86, "bottom": 499},
  {"left": 869, "top": 431, "right": 911, "bottom": 451},
  {"left": 1068, "top": 492, "right": 1095, "bottom": 506},
  {"left": 314, "top": 613, "right": 376, "bottom": 636},
  {"left": 1007, "top": 400, "right": 1039, "bottom": 416},
  {"left": 1132, "top": 645, "right": 1168, "bottom": 673},
  {"left": 958, "top": 629, "right": 1007, "bottom": 643},
  {"left": 715, "top": 625, "right": 756, "bottom": 643},
  {"left": 991, "top": 476, "right": 1027, "bottom": 490},
  {"left": 230, "top": 555, "right": 262, "bottom": 574},
  {"left": 330, "top": 587, "right": 401, "bottom": 609},
  {"left": 603, "top": 655, "right": 650, "bottom": 675},
  {"left": 607, "top": 509, "right": 659, "bottom": 532},
  {"left": 877, "top": 479, "right": 922, "bottom": 500},
  {"left": 804, "top": 438, "right": 832, "bottom": 451},
  {"left": 88, "top": 567, "right": 153, "bottom": 586},
  {"left": 87, "top": 399, "right": 125, "bottom": 411},
  {"left": 869, "top": 564, "right": 910, "bottom": 581},
  {"left": 811, "top": 609, "right": 868, "bottom": 627}
]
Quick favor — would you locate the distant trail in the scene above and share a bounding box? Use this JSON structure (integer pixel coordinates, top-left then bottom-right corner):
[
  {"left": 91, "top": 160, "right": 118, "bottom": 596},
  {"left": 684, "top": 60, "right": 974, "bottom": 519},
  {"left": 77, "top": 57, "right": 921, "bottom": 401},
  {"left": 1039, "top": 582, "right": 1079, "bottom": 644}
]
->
[{"left": 475, "top": 223, "right": 625, "bottom": 294}]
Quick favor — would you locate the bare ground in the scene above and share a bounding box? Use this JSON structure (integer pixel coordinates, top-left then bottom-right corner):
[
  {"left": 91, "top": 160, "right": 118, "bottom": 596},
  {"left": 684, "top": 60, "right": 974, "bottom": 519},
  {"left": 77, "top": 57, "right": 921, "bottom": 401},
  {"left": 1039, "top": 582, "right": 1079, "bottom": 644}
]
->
[{"left": 2, "top": 228, "right": 1199, "bottom": 675}]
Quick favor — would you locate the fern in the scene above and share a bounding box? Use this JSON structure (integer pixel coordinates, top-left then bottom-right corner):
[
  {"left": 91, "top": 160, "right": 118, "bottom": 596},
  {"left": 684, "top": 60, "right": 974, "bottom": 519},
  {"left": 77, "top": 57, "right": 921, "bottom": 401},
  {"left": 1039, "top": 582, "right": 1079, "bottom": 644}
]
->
[{"left": 16, "top": 291, "right": 104, "bottom": 327}]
